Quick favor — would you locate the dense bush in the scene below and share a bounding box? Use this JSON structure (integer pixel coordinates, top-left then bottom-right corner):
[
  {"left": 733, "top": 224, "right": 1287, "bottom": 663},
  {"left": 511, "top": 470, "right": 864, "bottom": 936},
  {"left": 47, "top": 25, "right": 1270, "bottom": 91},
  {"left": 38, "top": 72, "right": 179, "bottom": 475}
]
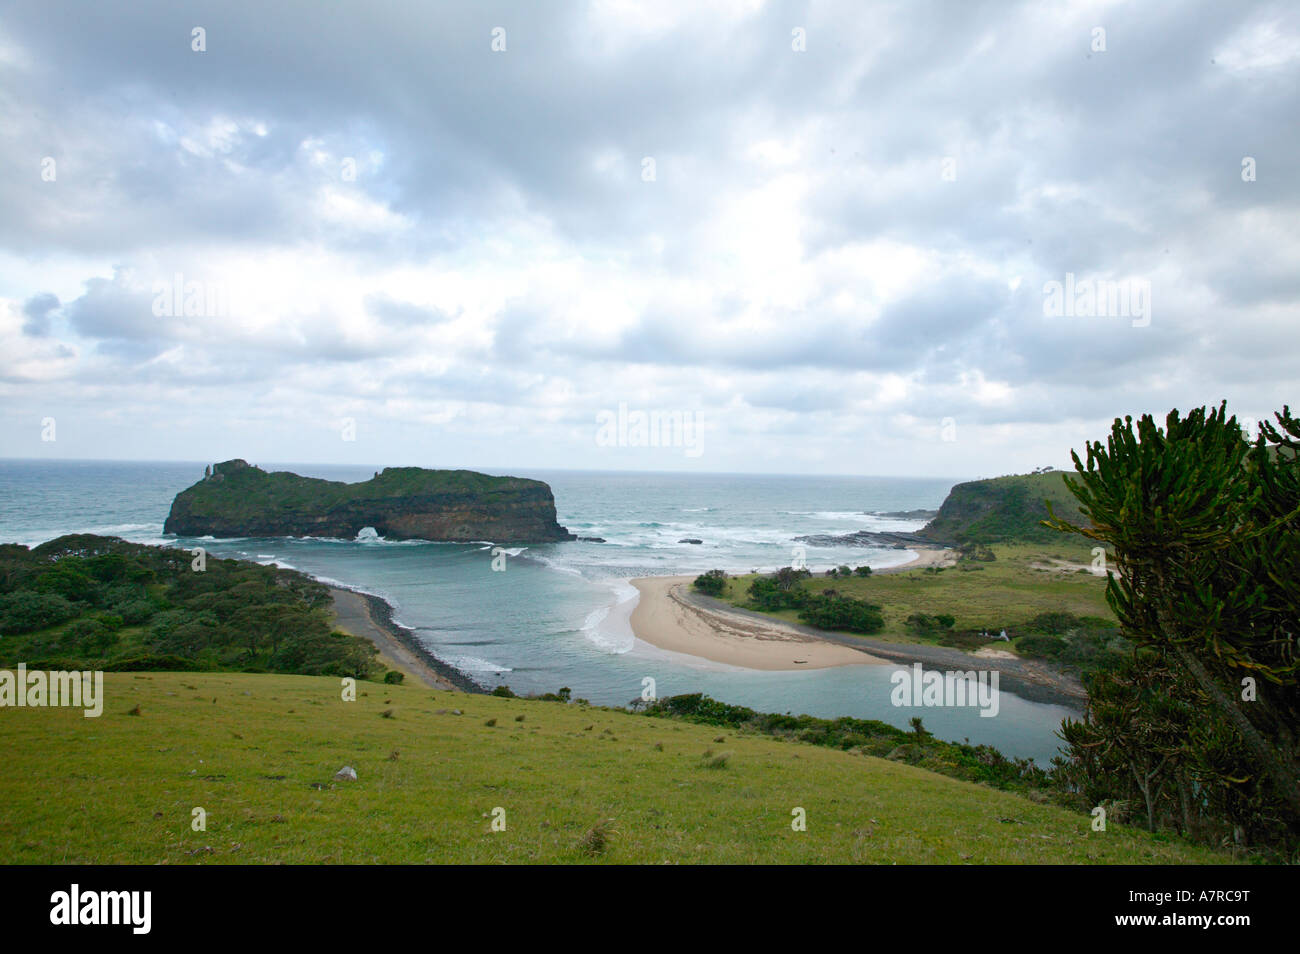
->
[
  {"left": 797, "top": 593, "right": 885, "bottom": 634},
  {"left": 904, "top": 612, "right": 956, "bottom": 637},
  {"left": 0, "top": 591, "right": 77, "bottom": 634},
  {"left": 692, "top": 569, "right": 727, "bottom": 596},
  {"left": 1017, "top": 634, "right": 1067, "bottom": 657},
  {"left": 746, "top": 566, "right": 811, "bottom": 610},
  {"left": 1024, "top": 611, "right": 1082, "bottom": 635},
  {"left": 0, "top": 535, "right": 379, "bottom": 680},
  {"left": 114, "top": 598, "right": 158, "bottom": 626}
]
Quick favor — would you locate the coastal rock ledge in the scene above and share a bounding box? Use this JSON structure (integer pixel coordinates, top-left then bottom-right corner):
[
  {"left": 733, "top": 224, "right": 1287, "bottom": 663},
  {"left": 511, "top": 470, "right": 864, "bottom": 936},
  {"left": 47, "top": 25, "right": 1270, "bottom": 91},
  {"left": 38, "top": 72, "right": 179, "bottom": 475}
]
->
[{"left": 163, "top": 459, "right": 576, "bottom": 543}]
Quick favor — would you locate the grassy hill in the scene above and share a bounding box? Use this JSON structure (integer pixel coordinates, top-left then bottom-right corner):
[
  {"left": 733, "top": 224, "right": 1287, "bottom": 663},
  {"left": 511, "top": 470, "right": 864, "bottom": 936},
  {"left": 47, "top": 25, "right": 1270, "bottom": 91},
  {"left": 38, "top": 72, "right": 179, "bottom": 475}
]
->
[
  {"left": 0, "top": 671, "right": 1225, "bottom": 864},
  {"left": 917, "top": 471, "right": 1088, "bottom": 545}
]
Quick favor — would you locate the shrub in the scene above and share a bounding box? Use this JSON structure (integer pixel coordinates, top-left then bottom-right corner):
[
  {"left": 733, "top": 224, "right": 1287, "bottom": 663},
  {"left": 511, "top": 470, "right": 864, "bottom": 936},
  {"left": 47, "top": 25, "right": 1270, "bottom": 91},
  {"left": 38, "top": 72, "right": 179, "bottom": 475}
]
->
[
  {"left": 904, "top": 613, "right": 957, "bottom": 637},
  {"left": 798, "top": 594, "right": 885, "bottom": 634},
  {"left": 0, "top": 591, "right": 77, "bottom": 634},
  {"left": 1024, "top": 611, "right": 1083, "bottom": 635},
  {"left": 114, "top": 599, "right": 157, "bottom": 626},
  {"left": 773, "top": 566, "right": 811, "bottom": 589},
  {"left": 104, "top": 654, "right": 205, "bottom": 671},
  {"left": 383, "top": 670, "right": 405, "bottom": 684},
  {"left": 747, "top": 567, "right": 811, "bottom": 611},
  {"left": 692, "top": 569, "right": 727, "bottom": 596},
  {"left": 67, "top": 618, "right": 120, "bottom": 654},
  {"left": 1017, "top": 634, "right": 1067, "bottom": 658}
]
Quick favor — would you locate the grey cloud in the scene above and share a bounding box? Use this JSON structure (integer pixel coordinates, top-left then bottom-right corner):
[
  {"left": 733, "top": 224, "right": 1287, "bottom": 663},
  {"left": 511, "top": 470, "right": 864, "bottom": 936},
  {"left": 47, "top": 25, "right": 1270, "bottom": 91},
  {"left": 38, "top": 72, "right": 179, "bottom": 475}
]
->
[
  {"left": 0, "top": 0, "right": 1296, "bottom": 472},
  {"left": 364, "top": 294, "right": 454, "bottom": 327},
  {"left": 21, "top": 292, "right": 59, "bottom": 336}
]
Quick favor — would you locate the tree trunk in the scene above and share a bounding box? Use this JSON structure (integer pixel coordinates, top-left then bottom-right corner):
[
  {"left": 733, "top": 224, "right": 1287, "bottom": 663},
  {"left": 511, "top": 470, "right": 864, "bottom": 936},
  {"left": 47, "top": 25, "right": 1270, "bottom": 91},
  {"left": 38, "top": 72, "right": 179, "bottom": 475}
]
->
[{"left": 1166, "top": 637, "right": 1300, "bottom": 818}]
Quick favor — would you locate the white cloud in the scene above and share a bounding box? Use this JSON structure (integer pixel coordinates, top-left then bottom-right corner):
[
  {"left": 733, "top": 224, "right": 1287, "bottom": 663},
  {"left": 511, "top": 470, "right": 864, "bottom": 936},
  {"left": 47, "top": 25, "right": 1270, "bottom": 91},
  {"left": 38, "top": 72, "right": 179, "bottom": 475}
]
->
[{"left": 0, "top": 0, "right": 1295, "bottom": 475}]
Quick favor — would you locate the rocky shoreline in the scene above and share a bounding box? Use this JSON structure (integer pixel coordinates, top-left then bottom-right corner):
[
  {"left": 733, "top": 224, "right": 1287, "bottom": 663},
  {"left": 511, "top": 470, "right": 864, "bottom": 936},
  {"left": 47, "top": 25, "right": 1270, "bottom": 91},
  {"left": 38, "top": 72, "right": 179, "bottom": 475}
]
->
[
  {"left": 794, "top": 528, "right": 929, "bottom": 548},
  {"left": 329, "top": 585, "right": 483, "bottom": 693}
]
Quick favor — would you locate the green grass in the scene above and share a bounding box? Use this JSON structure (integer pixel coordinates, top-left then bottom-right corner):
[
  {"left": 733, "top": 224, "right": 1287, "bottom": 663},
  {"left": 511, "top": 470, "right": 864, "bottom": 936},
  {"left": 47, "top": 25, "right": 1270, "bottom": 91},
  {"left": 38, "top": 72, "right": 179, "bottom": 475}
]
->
[
  {"left": 719, "top": 542, "right": 1113, "bottom": 644},
  {"left": 919, "top": 471, "right": 1089, "bottom": 545},
  {"left": 0, "top": 671, "right": 1226, "bottom": 864},
  {"left": 179, "top": 461, "right": 548, "bottom": 520}
]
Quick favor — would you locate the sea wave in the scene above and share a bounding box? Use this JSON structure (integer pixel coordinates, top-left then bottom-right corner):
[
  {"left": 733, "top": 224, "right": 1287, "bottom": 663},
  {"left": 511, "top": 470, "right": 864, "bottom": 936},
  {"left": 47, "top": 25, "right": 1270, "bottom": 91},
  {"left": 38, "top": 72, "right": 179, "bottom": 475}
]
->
[
  {"left": 255, "top": 557, "right": 297, "bottom": 570},
  {"left": 579, "top": 579, "right": 638, "bottom": 654},
  {"left": 443, "top": 654, "right": 514, "bottom": 674}
]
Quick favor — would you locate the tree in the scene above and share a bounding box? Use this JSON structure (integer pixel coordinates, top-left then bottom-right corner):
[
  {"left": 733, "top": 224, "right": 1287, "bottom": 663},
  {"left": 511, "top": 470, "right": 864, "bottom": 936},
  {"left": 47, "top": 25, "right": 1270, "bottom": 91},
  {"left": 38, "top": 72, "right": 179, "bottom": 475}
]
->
[
  {"left": 1047, "top": 403, "right": 1300, "bottom": 836},
  {"left": 692, "top": 569, "right": 727, "bottom": 596}
]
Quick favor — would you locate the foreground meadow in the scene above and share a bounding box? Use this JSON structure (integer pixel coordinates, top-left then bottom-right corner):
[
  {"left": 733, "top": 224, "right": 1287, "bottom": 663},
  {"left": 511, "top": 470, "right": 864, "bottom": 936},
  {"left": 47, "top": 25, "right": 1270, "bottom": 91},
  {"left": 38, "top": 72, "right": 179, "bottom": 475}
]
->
[{"left": 0, "top": 671, "right": 1226, "bottom": 864}]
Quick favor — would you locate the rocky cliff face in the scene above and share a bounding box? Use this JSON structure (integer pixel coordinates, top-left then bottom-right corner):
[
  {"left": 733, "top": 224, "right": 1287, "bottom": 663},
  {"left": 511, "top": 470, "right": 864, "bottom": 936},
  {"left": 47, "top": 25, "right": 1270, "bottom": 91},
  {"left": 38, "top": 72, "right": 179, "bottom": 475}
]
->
[
  {"left": 163, "top": 459, "right": 576, "bottom": 543},
  {"left": 911, "top": 471, "right": 1086, "bottom": 545}
]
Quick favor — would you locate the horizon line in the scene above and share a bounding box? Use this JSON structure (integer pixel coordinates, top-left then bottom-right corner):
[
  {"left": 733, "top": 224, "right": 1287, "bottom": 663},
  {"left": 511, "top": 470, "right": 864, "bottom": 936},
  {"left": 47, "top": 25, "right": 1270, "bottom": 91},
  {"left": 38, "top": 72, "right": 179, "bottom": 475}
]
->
[{"left": 0, "top": 455, "right": 999, "bottom": 483}]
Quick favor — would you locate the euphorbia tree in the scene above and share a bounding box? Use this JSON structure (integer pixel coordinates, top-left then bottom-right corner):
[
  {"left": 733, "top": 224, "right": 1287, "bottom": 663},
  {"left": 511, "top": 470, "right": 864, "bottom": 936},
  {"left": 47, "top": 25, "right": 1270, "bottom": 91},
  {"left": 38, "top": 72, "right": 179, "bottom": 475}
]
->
[{"left": 1047, "top": 403, "right": 1300, "bottom": 826}]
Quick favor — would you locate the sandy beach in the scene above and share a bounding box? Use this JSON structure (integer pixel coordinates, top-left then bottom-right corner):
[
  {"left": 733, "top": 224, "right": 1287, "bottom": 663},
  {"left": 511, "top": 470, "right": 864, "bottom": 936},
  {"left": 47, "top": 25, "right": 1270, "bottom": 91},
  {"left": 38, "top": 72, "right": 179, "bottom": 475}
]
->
[
  {"left": 630, "top": 575, "right": 884, "bottom": 670},
  {"left": 627, "top": 547, "right": 955, "bottom": 671},
  {"left": 873, "top": 546, "right": 958, "bottom": 574},
  {"left": 627, "top": 545, "right": 1087, "bottom": 706}
]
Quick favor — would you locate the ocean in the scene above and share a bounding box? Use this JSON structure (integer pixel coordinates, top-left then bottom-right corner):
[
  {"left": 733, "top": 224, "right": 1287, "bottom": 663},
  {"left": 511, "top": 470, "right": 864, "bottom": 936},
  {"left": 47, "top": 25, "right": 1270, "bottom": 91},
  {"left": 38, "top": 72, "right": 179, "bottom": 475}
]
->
[{"left": 0, "top": 459, "right": 1077, "bottom": 762}]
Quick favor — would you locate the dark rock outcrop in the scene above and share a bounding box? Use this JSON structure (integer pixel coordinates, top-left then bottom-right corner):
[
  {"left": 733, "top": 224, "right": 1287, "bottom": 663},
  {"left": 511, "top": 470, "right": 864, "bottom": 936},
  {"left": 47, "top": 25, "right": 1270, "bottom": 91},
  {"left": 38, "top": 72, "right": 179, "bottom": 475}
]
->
[
  {"left": 795, "top": 530, "right": 915, "bottom": 548},
  {"left": 164, "top": 459, "right": 576, "bottom": 543}
]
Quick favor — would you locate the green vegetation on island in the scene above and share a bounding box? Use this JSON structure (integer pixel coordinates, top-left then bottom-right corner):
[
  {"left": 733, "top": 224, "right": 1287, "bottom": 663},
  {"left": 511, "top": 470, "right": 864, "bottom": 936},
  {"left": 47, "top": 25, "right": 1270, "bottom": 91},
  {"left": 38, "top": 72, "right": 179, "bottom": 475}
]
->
[{"left": 163, "top": 458, "right": 574, "bottom": 542}]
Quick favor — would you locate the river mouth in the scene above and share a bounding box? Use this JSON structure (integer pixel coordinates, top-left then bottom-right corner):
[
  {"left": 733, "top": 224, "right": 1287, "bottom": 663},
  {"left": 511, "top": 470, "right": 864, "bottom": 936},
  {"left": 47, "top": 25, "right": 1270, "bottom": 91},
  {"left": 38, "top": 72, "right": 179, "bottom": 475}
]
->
[{"left": 1, "top": 460, "right": 1076, "bottom": 764}]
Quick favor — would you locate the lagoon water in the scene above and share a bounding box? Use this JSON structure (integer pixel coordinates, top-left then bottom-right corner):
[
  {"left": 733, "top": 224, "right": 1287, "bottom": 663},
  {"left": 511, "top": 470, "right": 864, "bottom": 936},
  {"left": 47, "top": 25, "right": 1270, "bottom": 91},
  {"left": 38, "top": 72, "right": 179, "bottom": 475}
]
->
[{"left": 0, "top": 459, "right": 1077, "bottom": 762}]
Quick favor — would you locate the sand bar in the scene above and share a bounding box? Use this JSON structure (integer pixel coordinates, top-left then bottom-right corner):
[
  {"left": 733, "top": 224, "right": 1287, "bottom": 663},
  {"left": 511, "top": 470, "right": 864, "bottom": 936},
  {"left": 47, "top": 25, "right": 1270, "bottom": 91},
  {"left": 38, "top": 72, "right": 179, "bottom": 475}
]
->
[{"left": 630, "top": 575, "right": 884, "bottom": 671}]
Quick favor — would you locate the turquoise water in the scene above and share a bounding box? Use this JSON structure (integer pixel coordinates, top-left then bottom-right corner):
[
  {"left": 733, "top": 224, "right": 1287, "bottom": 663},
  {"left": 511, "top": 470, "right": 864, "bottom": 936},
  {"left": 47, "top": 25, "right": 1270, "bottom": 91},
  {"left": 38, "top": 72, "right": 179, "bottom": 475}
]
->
[{"left": 0, "top": 459, "right": 1077, "bottom": 762}]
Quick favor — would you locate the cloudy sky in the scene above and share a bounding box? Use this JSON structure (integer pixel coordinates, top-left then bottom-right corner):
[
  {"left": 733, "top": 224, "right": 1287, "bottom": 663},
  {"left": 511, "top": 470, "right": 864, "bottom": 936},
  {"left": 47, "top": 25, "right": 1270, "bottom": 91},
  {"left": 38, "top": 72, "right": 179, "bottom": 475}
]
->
[{"left": 1, "top": 0, "right": 1296, "bottom": 478}]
